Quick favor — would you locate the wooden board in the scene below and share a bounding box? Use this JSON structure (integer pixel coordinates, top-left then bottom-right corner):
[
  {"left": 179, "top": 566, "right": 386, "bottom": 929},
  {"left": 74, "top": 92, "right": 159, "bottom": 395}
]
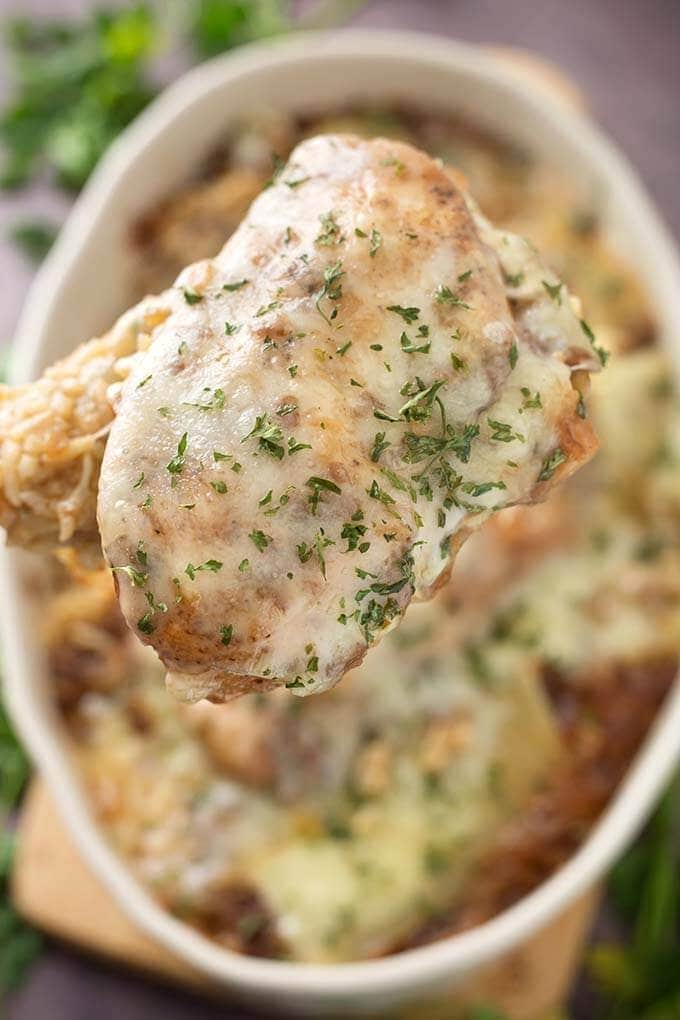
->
[{"left": 12, "top": 779, "right": 601, "bottom": 1017}]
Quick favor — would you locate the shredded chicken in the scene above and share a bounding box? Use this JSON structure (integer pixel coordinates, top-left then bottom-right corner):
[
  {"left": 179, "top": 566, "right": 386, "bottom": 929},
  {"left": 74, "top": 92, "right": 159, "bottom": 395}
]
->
[{"left": 0, "top": 301, "right": 171, "bottom": 548}]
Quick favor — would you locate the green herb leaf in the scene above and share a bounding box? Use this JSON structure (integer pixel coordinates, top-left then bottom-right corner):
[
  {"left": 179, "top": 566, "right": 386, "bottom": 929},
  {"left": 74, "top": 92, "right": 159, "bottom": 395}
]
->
[
  {"left": 434, "top": 285, "right": 470, "bottom": 309},
  {"left": 166, "top": 432, "right": 188, "bottom": 485},
  {"left": 306, "top": 475, "right": 341, "bottom": 514},
  {"left": 370, "top": 431, "right": 391, "bottom": 462},
  {"left": 542, "top": 279, "right": 562, "bottom": 304},
  {"left": 316, "top": 210, "right": 342, "bottom": 246},
  {"left": 487, "top": 419, "right": 524, "bottom": 443},
  {"left": 400, "top": 331, "right": 431, "bottom": 354},
  {"left": 386, "top": 304, "right": 419, "bottom": 323},
  {"left": 241, "top": 413, "right": 285, "bottom": 460},
  {"left": 581, "top": 318, "right": 610, "bottom": 366},
  {"left": 249, "top": 529, "right": 272, "bottom": 552},
  {"left": 537, "top": 447, "right": 568, "bottom": 482},
  {"left": 316, "top": 260, "right": 345, "bottom": 325}
]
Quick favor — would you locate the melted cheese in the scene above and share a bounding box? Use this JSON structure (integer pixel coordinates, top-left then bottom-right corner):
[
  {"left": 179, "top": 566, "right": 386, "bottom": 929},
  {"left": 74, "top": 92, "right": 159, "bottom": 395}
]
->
[{"left": 98, "top": 134, "right": 598, "bottom": 701}]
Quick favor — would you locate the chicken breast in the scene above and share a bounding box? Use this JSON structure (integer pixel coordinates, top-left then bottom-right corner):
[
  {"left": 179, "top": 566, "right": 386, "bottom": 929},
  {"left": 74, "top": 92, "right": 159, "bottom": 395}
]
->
[{"left": 95, "top": 135, "right": 599, "bottom": 701}]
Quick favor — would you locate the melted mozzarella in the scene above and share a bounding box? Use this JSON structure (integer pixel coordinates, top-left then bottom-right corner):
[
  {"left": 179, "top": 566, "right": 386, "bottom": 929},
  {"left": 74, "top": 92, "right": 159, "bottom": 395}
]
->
[{"left": 98, "top": 134, "right": 599, "bottom": 701}]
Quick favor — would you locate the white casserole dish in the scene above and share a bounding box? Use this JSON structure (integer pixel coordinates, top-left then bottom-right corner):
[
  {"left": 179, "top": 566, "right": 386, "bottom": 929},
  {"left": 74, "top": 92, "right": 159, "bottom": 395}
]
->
[{"left": 3, "top": 29, "right": 680, "bottom": 1016}]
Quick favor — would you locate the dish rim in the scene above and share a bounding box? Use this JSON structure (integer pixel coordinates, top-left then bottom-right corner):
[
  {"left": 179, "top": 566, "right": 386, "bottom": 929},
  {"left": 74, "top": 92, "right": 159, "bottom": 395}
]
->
[{"left": 3, "top": 28, "right": 680, "bottom": 1003}]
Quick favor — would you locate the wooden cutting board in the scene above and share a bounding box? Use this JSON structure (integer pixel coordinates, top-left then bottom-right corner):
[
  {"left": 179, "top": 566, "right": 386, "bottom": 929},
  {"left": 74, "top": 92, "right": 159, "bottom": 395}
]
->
[{"left": 10, "top": 48, "right": 592, "bottom": 1019}]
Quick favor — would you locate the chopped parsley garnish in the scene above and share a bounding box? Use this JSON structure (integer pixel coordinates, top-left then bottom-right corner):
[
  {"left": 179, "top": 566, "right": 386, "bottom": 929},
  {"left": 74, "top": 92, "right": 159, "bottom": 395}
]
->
[
  {"left": 520, "top": 387, "right": 542, "bottom": 411},
  {"left": 580, "top": 318, "right": 610, "bottom": 366},
  {"left": 261, "top": 486, "right": 295, "bottom": 516},
  {"left": 241, "top": 414, "right": 285, "bottom": 460},
  {"left": 224, "top": 321, "right": 240, "bottom": 335},
  {"left": 276, "top": 402, "right": 297, "bottom": 417},
  {"left": 488, "top": 419, "right": 525, "bottom": 443},
  {"left": 316, "top": 260, "right": 345, "bottom": 325},
  {"left": 249, "top": 530, "right": 272, "bottom": 552},
  {"left": 285, "top": 176, "right": 310, "bottom": 189},
  {"left": 369, "top": 228, "right": 382, "bottom": 257},
  {"left": 264, "top": 153, "right": 284, "bottom": 188},
  {"left": 434, "top": 285, "right": 470, "bottom": 309},
  {"left": 211, "top": 480, "right": 228, "bottom": 494},
  {"left": 336, "top": 340, "right": 352, "bottom": 355},
  {"left": 538, "top": 447, "right": 568, "bottom": 481},
  {"left": 380, "top": 156, "right": 406, "bottom": 175},
  {"left": 461, "top": 479, "right": 506, "bottom": 498},
  {"left": 358, "top": 596, "right": 400, "bottom": 643},
  {"left": 238, "top": 559, "right": 249, "bottom": 572},
  {"left": 288, "top": 436, "right": 312, "bottom": 455},
  {"left": 370, "top": 431, "right": 391, "bottom": 462},
  {"left": 183, "top": 288, "right": 203, "bottom": 305},
  {"left": 112, "top": 564, "right": 147, "bottom": 587},
  {"left": 386, "top": 304, "right": 419, "bottom": 323},
  {"left": 503, "top": 270, "right": 525, "bottom": 287},
  {"left": 316, "top": 211, "right": 342, "bottom": 246},
  {"left": 341, "top": 514, "right": 368, "bottom": 552},
  {"left": 367, "top": 479, "right": 396, "bottom": 507},
  {"left": 458, "top": 269, "right": 473, "bottom": 282},
  {"left": 132, "top": 472, "right": 145, "bottom": 489},
  {"left": 306, "top": 476, "right": 341, "bottom": 514},
  {"left": 222, "top": 279, "right": 249, "bottom": 292},
  {"left": 137, "top": 612, "right": 154, "bottom": 634},
  {"left": 542, "top": 279, "right": 562, "bottom": 304},
  {"left": 400, "top": 331, "right": 431, "bottom": 354},
  {"left": 255, "top": 300, "right": 281, "bottom": 317},
  {"left": 398, "top": 378, "right": 446, "bottom": 422},
  {"left": 144, "top": 591, "right": 167, "bottom": 614},
  {"left": 306, "top": 529, "right": 334, "bottom": 578},
  {"left": 136, "top": 374, "right": 152, "bottom": 389},
  {"left": 381, "top": 466, "right": 417, "bottom": 502},
  {"left": 220, "top": 624, "right": 233, "bottom": 646},
  {"left": 183, "top": 388, "right": 225, "bottom": 411},
  {"left": 288, "top": 365, "right": 298, "bottom": 377},
  {"left": 184, "top": 559, "right": 223, "bottom": 579},
  {"left": 296, "top": 541, "right": 313, "bottom": 564},
  {"left": 509, "top": 340, "right": 518, "bottom": 369},
  {"left": 450, "top": 352, "right": 466, "bottom": 371},
  {"left": 213, "top": 450, "right": 231, "bottom": 462},
  {"left": 166, "top": 432, "right": 188, "bottom": 486},
  {"left": 403, "top": 422, "right": 479, "bottom": 465}
]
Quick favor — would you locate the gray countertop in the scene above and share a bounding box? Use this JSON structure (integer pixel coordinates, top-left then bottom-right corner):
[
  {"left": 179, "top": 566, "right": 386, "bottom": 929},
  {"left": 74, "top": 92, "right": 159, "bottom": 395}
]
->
[{"left": 3, "top": 0, "right": 680, "bottom": 1016}]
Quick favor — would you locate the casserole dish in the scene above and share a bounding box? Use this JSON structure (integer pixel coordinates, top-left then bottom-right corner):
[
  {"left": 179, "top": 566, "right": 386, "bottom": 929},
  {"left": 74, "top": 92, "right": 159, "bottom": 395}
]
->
[{"left": 3, "top": 30, "right": 680, "bottom": 1016}]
